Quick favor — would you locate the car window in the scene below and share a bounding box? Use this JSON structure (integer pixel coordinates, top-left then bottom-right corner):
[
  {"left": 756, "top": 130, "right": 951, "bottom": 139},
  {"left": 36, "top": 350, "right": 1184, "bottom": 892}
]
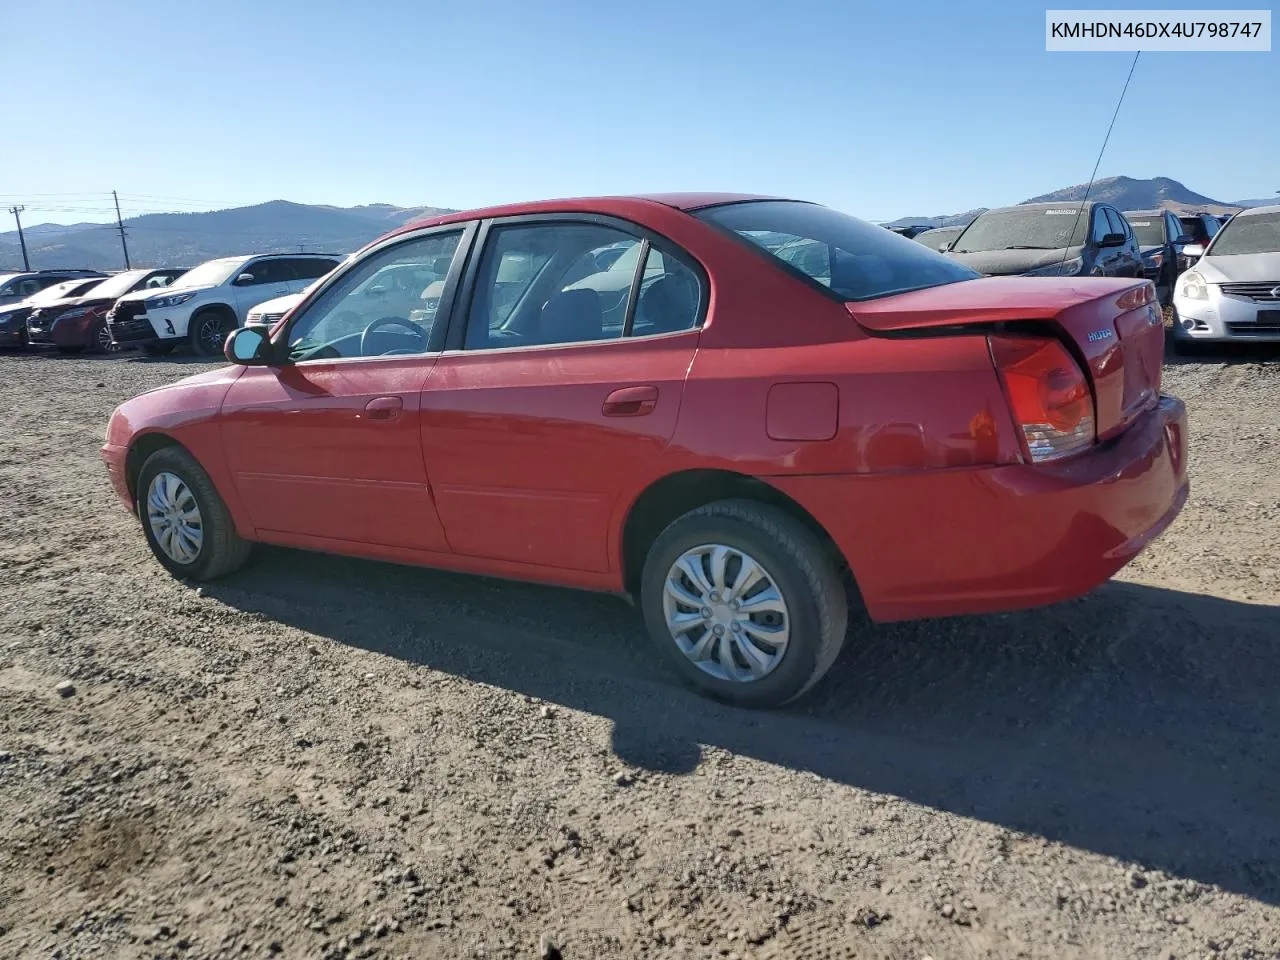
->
[
  {"left": 699, "top": 200, "right": 977, "bottom": 300},
  {"left": 1127, "top": 216, "right": 1163, "bottom": 246},
  {"left": 18, "top": 279, "right": 43, "bottom": 296},
  {"left": 1104, "top": 208, "right": 1126, "bottom": 238},
  {"left": 1204, "top": 217, "right": 1219, "bottom": 238},
  {"left": 1179, "top": 217, "right": 1207, "bottom": 244},
  {"left": 1167, "top": 214, "right": 1183, "bottom": 241},
  {"left": 1092, "top": 208, "right": 1110, "bottom": 243},
  {"left": 464, "top": 222, "right": 643, "bottom": 350},
  {"left": 283, "top": 257, "right": 339, "bottom": 281},
  {"left": 241, "top": 260, "right": 282, "bottom": 285},
  {"left": 630, "top": 247, "right": 701, "bottom": 336},
  {"left": 286, "top": 231, "right": 461, "bottom": 362}
]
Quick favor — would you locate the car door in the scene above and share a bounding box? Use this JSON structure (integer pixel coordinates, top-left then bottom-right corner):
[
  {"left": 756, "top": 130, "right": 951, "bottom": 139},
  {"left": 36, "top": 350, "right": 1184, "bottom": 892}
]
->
[
  {"left": 418, "top": 216, "right": 705, "bottom": 573},
  {"left": 230, "top": 259, "right": 293, "bottom": 319},
  {"left": 218, "top": 227, "right": 471, "bottom": 552}
]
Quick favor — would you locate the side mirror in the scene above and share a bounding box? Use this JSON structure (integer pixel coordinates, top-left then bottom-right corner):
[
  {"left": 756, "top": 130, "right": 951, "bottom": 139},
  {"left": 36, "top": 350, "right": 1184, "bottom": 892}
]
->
[
  {"left": 1099, "top": 232, "right": 1127, "bottom": 248},
  {"left": 1182, "top": 243, "right": 1205, "bottom": 259},
  {"left": 224, "top": 325, "right": 272, "bottom": 366},
  {"left": 234, "top": 272, "right": 256, "bottom": 286}
]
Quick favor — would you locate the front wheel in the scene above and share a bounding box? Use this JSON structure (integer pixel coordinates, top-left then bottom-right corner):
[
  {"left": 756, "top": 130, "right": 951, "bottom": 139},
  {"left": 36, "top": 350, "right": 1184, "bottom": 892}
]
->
[
  {"left": 137, "top": 446, "right": 252, "bottom": 581},
  {"left": 190, "top": 311, "right": 234, "bottom": 357},
  {"left": 640, "top": 500, "right": 848, "bottom": 709},
  {"left": 90, "top": 318, "right": 114, "bottom": 354}
]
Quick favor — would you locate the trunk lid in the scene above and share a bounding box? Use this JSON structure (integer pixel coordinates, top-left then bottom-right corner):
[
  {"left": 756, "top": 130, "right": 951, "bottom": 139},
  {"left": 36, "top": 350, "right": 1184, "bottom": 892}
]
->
[{"left": 848, "top": 276, "right": 1164, "bottom": 440}]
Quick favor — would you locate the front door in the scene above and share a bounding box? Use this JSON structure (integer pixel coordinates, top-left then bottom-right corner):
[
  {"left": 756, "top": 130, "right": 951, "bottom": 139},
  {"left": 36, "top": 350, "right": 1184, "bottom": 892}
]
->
[
  {"left": 420, "top": 218, "right": 705, "bottom": 573},
  {"left": 219, "top": 229, "right": 467, "bottom": 552}
]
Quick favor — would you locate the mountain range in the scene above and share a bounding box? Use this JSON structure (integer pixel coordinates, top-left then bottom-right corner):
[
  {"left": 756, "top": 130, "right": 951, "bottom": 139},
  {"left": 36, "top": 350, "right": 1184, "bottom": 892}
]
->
[
  {"left": 0, "top": 201, "right": 456, "bottom": 272},
  {"left": 883, "top": 176, "right": 1272, "bottom": 230},
  {"left": 2, "top": 177, "right": 1273, "bottom": 271}
]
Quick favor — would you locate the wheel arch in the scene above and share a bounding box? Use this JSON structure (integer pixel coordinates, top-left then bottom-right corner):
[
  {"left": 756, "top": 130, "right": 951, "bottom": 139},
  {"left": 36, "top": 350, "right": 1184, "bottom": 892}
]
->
[
  {"left": 618, "top": 468, "right": 852, "bottom": 599},
  {"left": 125, "top": 431, "right": 188, "bottom": 504}
]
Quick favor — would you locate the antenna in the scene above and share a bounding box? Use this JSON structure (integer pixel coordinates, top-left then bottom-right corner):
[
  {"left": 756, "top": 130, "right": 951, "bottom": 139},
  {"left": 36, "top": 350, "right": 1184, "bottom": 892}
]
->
[{"left": 1059, "top": 51, "right": 1141, "bottom": 268}]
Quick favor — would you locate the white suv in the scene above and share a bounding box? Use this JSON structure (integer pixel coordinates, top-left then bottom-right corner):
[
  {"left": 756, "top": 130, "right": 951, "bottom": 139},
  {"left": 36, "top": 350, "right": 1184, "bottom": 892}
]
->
[{"left": 106, "top": 253, "right": 343, "bottom": 356}]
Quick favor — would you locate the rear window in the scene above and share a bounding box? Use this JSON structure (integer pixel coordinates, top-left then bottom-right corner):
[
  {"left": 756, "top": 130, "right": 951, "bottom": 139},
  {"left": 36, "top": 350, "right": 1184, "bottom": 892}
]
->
[
  {"left": 695, "top": 200, "right": 978, "bottom": 302},
  {"left": 1126, "top": 217, "right": 1165, "bottom": 246}
]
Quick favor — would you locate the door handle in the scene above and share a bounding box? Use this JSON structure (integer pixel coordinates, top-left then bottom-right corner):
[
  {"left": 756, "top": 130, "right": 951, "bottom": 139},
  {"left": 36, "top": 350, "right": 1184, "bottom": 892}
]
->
[
  {"left": 363, "top": 396, "right": 403, "bottom": 421},
  {"left": 602, "top": 385, "right": 658, "bottom": 417}
]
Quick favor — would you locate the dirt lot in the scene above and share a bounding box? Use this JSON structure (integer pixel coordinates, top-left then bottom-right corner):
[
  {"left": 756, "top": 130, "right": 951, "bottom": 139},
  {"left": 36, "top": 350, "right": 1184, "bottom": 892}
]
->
[{"left": 1, "top": 347, "right": 1278, "bottom": 960}]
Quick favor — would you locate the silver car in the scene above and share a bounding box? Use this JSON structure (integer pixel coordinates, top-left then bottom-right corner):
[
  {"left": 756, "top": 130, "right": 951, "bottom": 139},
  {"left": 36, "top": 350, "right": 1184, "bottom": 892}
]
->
[{"left": 1172, "top": 203, "right": 1280, "bottom": 347}]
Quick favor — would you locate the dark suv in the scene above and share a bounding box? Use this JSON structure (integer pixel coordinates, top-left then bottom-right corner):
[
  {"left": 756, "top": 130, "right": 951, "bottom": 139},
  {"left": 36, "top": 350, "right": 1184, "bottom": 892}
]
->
[
  {"left": 27, "top": 268, "right": 188, "bottom": 353},
  {"left": 1178, "top": 213, "right": 1221, "bottom": 268},
  {"left": 0, "top": 269, "right": 105, "bottom": 308},
  {"left": 1121, "top": 209, "right": 1191, "bottom": 305},
  {"left": 945, "top": 202, "right": 1144, "bottom": 279}
]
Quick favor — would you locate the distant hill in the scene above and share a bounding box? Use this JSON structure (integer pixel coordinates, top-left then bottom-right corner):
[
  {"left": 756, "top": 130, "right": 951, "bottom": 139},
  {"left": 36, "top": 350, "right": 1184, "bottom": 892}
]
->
[
  {"left": 1230, "top": 196, "right": 1279, "bottom": 209},
  {"left": 0, "top": 200, "right": 457, "bottom": 271},
  {"left": 884, "top": 208, "right": 986, "bottom": 230},
  {"left": 882, "top": 176, "right": 1253, "bottom": 233}
]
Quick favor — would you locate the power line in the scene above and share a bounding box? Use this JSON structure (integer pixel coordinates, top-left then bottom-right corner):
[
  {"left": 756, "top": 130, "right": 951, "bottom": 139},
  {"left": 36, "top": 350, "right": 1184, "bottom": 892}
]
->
[{"left": 7, "top": 206, "right": 30, "bottom": 271}]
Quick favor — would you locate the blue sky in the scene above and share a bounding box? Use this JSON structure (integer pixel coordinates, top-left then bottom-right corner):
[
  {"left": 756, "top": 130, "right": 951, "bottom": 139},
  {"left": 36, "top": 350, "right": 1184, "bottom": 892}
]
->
[{"left": 2, "top": 0, "right": 1275, "bottom": 225}]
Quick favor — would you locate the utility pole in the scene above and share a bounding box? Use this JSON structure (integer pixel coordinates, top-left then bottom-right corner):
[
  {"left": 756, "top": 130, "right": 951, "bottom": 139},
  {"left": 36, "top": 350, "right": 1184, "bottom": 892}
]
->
[
  {"left": 112, "top": 190, "right": 131, "bottom": 269},
  {"left": 8, "top": 205, "right": 30, "bottom": 271}
]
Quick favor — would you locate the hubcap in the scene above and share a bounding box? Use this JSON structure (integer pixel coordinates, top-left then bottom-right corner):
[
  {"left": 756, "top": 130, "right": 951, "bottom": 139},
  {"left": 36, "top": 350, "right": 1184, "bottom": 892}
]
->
[
  {"left": 96, "top": 323, "right": 113, "bottom": 351},
  {"left": 200, "top": 317, "right": 224, "bottom": 353},
  {"left": 146, "top": 471, "right": 203, "bottom": 564},
  {"left": 662, "top": 544, "right": 790, "bottom": 683}
]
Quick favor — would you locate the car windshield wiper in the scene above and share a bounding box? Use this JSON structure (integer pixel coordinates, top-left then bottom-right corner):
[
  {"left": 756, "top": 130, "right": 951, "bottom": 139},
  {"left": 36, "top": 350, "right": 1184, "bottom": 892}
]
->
[{"left": 1003, "top": 245, "right": 1055, "bottom": 250}]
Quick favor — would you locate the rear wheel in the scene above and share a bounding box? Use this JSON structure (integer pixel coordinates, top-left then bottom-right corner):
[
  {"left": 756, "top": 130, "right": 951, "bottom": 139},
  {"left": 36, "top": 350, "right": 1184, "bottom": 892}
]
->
[
  {"left": 190, "top": 309, "right": 234, "bottom": 357},
  {"left": 137, "top": 446, "right": 252, "bottom": 581},
  {"left": 640, "top": 499, "right": 848, "bottom": 708}
]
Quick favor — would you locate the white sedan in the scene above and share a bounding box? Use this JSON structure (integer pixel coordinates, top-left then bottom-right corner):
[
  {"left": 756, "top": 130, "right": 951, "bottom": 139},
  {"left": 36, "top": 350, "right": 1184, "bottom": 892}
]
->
[{"left": 1173, "top": 204, "right": 1280, "bottom": 348}]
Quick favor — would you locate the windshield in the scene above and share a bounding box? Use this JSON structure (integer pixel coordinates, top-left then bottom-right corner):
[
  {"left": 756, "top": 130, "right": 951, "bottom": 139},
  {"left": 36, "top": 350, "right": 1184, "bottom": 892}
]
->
[
  {"left": 1208, "top": 212, "right": 1280, "bottom": 256},
  {"left": 82, "top": 269, "right": 149, "bottom": 300},
  {"left": 30, "top": 279, "right": 103, "bottom": 304},
  {"left": 695, "top": 200, "right": 978, "bottom": 302},
  {"left": 1125, "top": 217, "right": 1165, "bottom": 246},
  {"left": 952, "top": 207, "right": 1089, "bottom": 253},
  {"left": 170, "top": 258, "right": 245, "bottom": 290}
]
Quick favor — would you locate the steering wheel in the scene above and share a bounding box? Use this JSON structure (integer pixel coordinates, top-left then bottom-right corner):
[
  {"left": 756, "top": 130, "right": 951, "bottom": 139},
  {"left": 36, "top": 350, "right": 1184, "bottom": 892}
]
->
[{"left": 359, "top": 315, "right": 429, "bottom": 357}]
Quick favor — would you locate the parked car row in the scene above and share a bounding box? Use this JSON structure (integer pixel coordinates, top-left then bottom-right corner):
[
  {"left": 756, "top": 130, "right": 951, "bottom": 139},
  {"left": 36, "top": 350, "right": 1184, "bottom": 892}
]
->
[{"left": 0, "top": 254, "right": 353, "bottom": 356}]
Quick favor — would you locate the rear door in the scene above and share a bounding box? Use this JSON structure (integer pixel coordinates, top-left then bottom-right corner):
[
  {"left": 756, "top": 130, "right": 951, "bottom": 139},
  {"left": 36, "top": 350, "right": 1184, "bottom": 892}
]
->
[
  {"left": 231, "top": 260, "right": 293, "bottom": 319},
  {"left": 419, "top": 216, "right": 705, "bottom": 573}
]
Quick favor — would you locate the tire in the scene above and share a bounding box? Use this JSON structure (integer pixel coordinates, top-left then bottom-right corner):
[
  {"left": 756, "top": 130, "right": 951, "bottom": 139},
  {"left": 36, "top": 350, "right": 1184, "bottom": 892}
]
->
[
  {"left": 136, "top": 446, "right": 252, "bottom": 581},
  {"left": 189, "top": 309, "right": 234, "bottom": 357},
  {"left": 89, "top": 318, "right": 114, "bottom": 354},
  {"left": 640, "top": 499, "right": 848, "bottom": 709},
  {"left": 142, "top": 342, "right": 176, "bottom": 356}
]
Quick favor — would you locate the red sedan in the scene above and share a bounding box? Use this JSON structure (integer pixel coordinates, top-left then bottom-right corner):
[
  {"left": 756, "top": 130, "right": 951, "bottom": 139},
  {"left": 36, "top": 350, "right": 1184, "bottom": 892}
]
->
[{"left": 102, "top": 195, "right": 1188, "bottom": 708}]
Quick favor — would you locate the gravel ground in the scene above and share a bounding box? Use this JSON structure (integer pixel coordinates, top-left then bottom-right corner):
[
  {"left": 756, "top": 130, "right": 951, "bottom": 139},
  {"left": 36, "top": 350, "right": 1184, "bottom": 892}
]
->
[{"left": 1, "top": 345, "right": 1278, "bottom": 960}]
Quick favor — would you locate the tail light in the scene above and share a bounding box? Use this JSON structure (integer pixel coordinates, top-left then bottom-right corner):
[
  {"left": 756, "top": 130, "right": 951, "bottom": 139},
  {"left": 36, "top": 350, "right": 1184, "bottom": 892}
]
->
[
  {"left": 1115, "top": 281, "right": 1156, "bottom": 312},
  {"left": 989, "top": 335, "right": 1095, "bottom": 463}
]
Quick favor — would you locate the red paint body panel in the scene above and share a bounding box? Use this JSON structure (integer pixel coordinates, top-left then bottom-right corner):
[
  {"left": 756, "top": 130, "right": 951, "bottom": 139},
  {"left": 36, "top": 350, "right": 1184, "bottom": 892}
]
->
[
  {"left": 771, "top": 396, "right": 1188, "bottom": 621},
  {"left": 420, "top": 333, "right": 697, "bottom": 571},
  {"left": 219, "top": 359, "right": 450, "bottom": 551},
  {"left": 101, "top": 194, "right": 1190, "bottom": 627}
]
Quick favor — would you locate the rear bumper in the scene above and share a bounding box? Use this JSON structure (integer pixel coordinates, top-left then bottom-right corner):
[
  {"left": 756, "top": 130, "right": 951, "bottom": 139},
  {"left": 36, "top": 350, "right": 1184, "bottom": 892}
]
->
[{"left": 770, "top": 396, "right": 1189, "bottom": 622}]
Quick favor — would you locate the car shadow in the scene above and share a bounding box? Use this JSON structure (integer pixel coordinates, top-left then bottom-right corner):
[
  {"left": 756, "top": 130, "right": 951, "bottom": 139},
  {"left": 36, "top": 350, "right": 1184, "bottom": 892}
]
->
[{"left": 201, "top": 546, "right": 1280, "bottom": 906}]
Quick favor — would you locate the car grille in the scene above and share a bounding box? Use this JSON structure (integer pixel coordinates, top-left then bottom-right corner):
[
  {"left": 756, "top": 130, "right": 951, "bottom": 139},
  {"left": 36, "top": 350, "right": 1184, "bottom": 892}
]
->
[
  {"left": 107, "top": 300, "right": 154, "bottom": 341},
  {"left": 256, "top": 312, "right": 285, "bottom": 325},
  {"left": 1226, "top": 310, "right": 1280, "bottom": 335},
  {"left": 1220, "top": 282, "right": 1280, "bottom": 302}
]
